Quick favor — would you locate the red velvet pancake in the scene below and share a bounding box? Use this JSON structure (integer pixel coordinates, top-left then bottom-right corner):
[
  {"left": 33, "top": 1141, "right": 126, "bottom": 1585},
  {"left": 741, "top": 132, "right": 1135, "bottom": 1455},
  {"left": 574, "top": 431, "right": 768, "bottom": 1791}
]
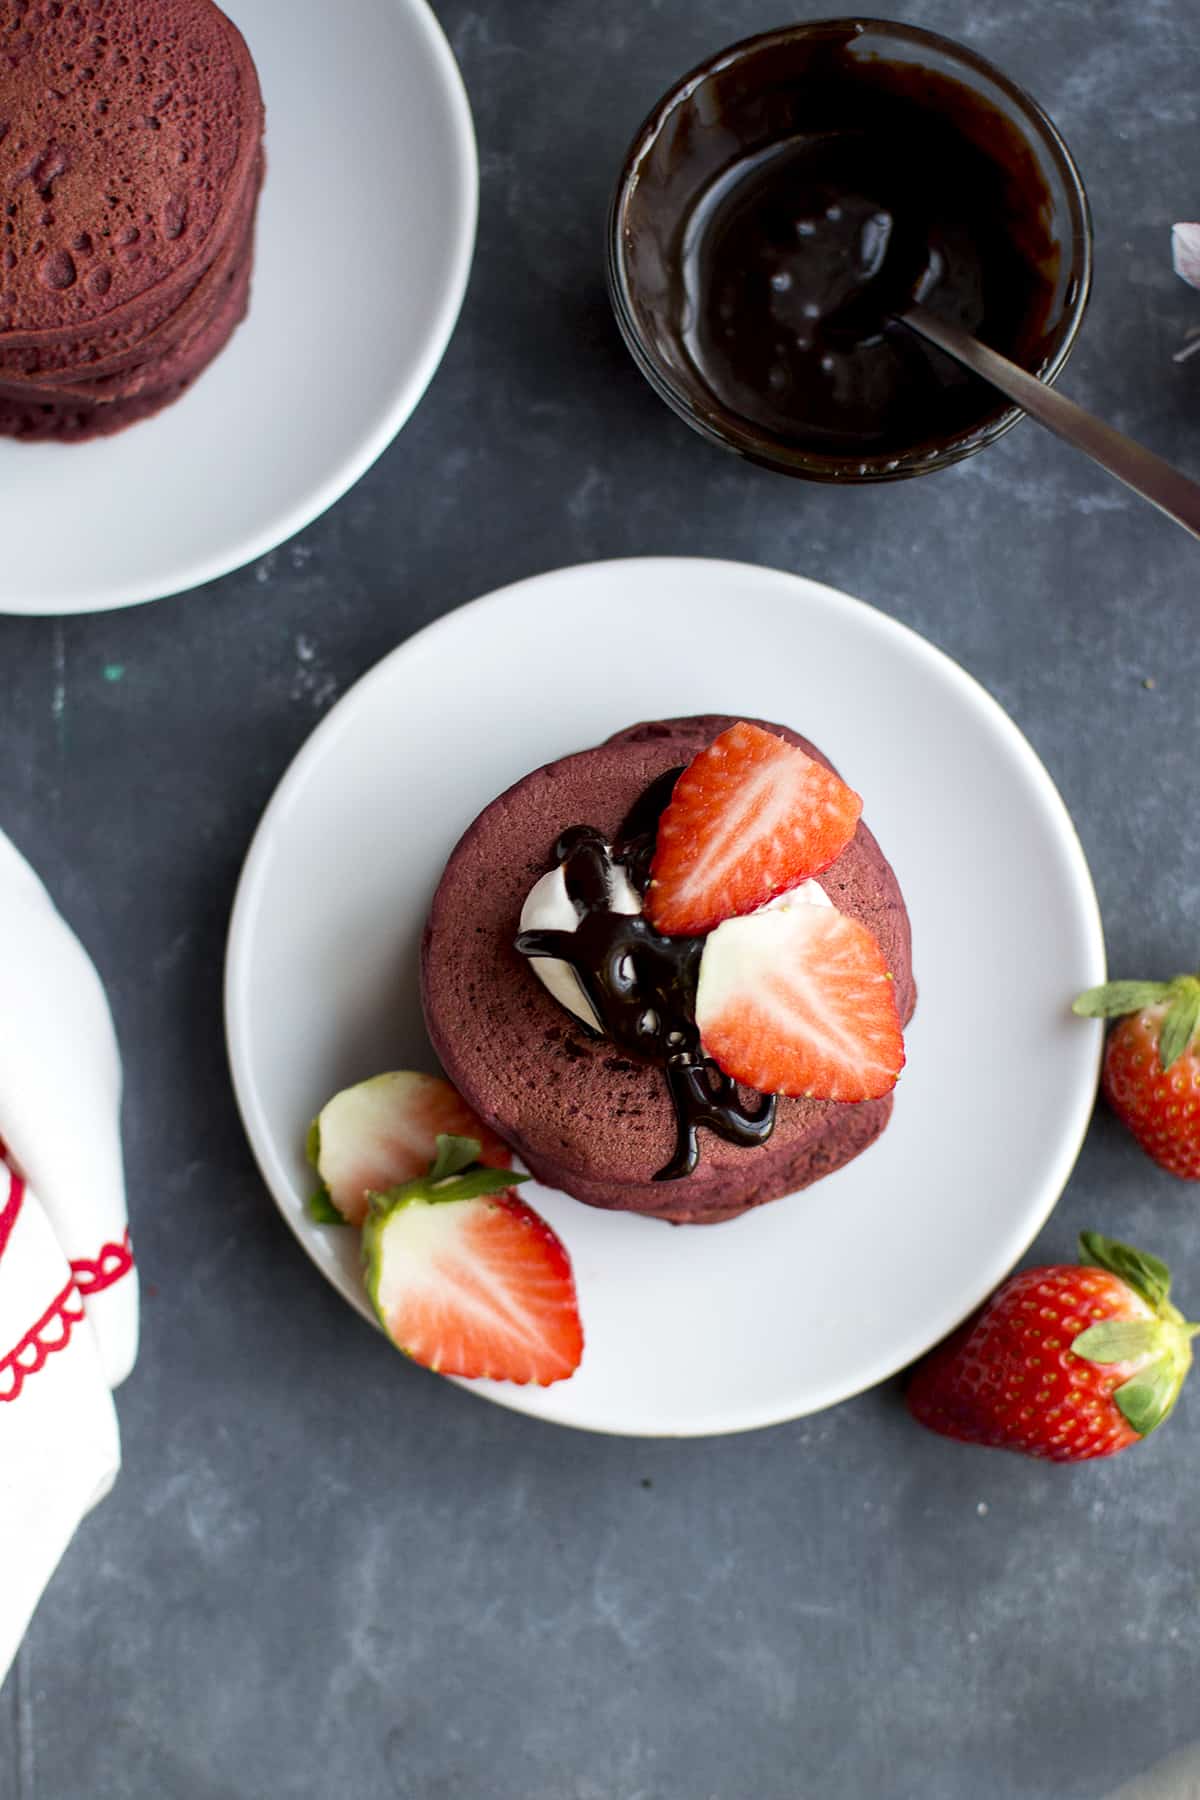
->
[
  {"left": 0, "top": 199, "right": 254, "bottom": 437},
  {"left": 0, "top": 0, "right": 263, "bottom": 439},
  {"left": 0, "top": 147, "right": 263, "bottom": 399},
  {"left": 421, "top": 716, "right": 916, "bottom": 1226}
]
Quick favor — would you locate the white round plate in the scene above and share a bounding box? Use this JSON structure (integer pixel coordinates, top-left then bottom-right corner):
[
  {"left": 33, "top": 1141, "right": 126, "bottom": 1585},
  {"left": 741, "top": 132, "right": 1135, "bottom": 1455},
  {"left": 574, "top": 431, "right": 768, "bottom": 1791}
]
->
[
  {"left": 225, "top": 558, "right": 1105, "bottom": 1437},
  {"left": 0, "top": 0, "right": 477, "bottom": 615}
]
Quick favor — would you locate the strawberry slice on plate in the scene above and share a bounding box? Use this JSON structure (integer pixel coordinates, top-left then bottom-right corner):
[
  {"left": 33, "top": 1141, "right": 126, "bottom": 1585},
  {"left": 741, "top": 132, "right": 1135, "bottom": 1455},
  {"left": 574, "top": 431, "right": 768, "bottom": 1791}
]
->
[
  {"left": 308, "top": 1071, "right": 511, "bottom": 1226},
  {"left": 362, "top": 1135, "right": 583, "bottom": 1386},
  {"left": 645, "top": 720, "right": 862, "bottom": 937},
  {"left": 695, "top": 904, "right": 904, "bottom": 1101}
]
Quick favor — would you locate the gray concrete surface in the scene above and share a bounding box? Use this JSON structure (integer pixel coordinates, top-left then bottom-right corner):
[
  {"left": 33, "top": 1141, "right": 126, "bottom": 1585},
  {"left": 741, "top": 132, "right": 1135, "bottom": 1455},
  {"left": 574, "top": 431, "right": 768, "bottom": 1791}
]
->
[{"left": 2, "top": 2, "right": 1199, "bottom": 1796}]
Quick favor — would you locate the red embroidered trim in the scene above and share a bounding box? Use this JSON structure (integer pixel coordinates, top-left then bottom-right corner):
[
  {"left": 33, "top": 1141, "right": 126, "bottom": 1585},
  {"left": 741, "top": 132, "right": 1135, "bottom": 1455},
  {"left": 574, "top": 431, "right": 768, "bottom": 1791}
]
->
[
  {"left": 0, "top": 1144, "right": 133, "bottom": 1401},
  {"left": 0, "top": 1277, "right": 86, "bottom": 1404},
  {"left": 0, "top": 1166, "right": 25, "bottom": 1263},
  {"left": 70, "top": 1228, "right": 134, "bottom": 1295}
]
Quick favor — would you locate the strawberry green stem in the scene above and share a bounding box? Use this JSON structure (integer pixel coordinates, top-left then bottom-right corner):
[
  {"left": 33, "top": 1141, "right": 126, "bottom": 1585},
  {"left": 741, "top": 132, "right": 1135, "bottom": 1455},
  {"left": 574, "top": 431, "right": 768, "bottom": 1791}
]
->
[
  {"left": 1073, "top": 975, "right": 1200, "bottom": 1072},
  {"left": 365, "top": 1136, "right": 527, "bottom": 1223},
  {"left": 1071, "top": 1234, "right": 1197, "bottom": 1438}
]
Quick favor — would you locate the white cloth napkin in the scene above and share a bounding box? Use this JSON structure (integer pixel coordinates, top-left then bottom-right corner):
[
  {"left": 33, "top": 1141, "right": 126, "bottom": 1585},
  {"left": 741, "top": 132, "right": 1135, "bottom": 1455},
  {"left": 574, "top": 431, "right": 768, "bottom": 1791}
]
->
[{"left": 0, "top": 830, "right": 136, "bottom": 1689}]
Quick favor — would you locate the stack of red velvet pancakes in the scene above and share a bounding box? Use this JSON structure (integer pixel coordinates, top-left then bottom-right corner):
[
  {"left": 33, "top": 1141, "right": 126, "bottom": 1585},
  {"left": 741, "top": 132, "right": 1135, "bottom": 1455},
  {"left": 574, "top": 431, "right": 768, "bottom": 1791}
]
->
[
  {"left": 423, "top": 715, "right": 917, "bottom": 1227},
  {"left": 0, "top": 0, "right": 263, "bottom": 442}
]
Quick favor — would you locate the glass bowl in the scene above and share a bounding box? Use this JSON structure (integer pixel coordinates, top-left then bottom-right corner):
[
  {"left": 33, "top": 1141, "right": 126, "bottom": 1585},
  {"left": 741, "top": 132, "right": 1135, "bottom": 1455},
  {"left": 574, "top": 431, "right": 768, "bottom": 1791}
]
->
[{"left": 607, "top": 18, "right": 1092, "bottom": 482}]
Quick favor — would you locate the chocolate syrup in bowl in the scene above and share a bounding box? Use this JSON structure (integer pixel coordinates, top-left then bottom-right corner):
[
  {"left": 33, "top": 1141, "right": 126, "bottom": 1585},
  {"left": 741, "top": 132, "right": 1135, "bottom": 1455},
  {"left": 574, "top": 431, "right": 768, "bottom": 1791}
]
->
[
  {"left": 514, "top": 778, "right": 775, "bottom": 1182},
  {"left": 676, "top": 109, "right": 1053, "bottom": 456},
  {"left": 612, "top": 21, "right": 1088, "bottom": 474}
]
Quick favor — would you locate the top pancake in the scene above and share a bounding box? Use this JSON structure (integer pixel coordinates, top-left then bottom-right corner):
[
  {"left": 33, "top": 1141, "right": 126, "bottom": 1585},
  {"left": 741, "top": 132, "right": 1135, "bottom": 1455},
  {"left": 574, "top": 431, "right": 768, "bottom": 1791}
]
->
[{"left": 0, "top": 0, "right": 262, "bottom": 340}]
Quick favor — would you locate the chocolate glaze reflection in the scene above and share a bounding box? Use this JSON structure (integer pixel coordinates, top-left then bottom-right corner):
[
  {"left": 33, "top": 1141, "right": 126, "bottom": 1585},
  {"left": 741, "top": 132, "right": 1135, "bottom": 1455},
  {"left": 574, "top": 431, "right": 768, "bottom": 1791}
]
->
[{"left": 514, "top": 776, "right": 776, "bottom": 1181}]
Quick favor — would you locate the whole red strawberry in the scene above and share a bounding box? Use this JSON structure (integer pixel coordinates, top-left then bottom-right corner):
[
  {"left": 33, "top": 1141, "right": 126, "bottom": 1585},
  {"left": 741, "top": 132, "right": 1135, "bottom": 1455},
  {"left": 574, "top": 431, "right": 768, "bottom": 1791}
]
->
[
  {"left": 1074, "top": 976, "right": 1200, "bottom": 1178},
  {"left": 907, "top": 1233, "right": 1197, "bottom": 1461}
]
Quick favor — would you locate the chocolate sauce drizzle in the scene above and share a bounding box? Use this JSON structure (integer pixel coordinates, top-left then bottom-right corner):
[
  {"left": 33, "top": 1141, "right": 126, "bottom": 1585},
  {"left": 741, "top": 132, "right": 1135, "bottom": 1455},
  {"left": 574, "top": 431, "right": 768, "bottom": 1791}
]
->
[{"left": 514, "top": 770, "right": 776, "bottom": 1181}]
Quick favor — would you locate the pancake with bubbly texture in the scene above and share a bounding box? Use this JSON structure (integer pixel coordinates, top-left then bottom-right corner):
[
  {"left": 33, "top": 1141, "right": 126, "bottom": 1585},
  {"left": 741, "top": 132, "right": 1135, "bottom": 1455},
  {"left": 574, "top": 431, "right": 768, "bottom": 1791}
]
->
[
  {"left": 421, "top": 716, "right": 916, "bottom": 1225},
  {"left": 0, "top": 196, "right": 254, "bottom": 436},
  {"left": 0, "top": 146, "right": 262, "bottom": 397},
  {"left": 0, "top": 152, "right": 260, "bottom": 415},
  {"left": 0, "top": 0, "right": 263, "bottom": 438}
]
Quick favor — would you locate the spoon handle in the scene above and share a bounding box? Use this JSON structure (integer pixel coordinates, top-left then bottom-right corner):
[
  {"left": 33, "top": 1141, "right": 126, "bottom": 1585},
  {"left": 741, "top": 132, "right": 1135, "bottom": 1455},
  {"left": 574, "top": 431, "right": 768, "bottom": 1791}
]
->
[{"left": 902, "top": 303, "right": 1200, "bottom": 544}]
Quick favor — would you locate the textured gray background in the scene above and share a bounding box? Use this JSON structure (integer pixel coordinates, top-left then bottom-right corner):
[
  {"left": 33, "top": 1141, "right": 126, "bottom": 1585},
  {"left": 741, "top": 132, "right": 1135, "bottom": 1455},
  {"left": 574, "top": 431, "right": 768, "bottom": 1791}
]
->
[{"left": 2, "top": 2, "right": 1200, "bottom": 1796}]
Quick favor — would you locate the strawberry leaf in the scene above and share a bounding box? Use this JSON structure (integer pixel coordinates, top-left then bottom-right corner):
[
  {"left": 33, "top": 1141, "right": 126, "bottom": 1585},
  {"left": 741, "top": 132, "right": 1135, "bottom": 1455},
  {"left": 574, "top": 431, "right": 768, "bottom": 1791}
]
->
[
  {"left": 429, "top": 1134, "right": 482, "bottom": 1181},
  {"left": 1078, "top": 1232, "right": 1171, "bottom": 1310},
  {"left": 368, "top": 1164, "right": 526, "bottom": 1219},
  {"left": 1113, "top": 1358, "right": 1181, "bottom": 1438},
  {"left": 1158, "top": 979, "right": 1200, "bottom": 1072},
  {"left": 428, "top": 1166, "right": 526, "bottom": 1202},
  {"left": 308, "top": 1186, "right": 347, "bottom": 1225},
  {"left": 1072, "top": 980, "right": 1172, "bottom": 1019},
  {"left": 1072, "top": 1319, "right": 1162, "bottom": 1364}
]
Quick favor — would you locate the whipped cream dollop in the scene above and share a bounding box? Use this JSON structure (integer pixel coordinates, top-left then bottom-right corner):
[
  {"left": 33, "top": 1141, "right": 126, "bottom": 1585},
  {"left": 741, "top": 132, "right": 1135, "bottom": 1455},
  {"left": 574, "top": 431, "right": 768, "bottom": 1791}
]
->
[
  {"left": 519, "top": 855, "right": 833, "bottom": 1034},
  {"left": 519, "top": 851, "right": 642, "bottom": 1031}
]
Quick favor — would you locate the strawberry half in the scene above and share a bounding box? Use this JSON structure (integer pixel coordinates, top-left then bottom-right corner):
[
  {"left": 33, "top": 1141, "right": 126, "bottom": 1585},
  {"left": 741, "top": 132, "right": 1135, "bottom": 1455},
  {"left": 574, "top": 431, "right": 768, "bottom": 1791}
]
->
[
  {"left": 694, "top": 904, "right": 904, "bottom": 1101},
  {"left": 1074, "top": 975, "right": 1200, "bottom": 1179},
  {"left": 362, "top": 1135, "right": 583, "bottom": 1386},
  {"left": 307, "top": 1071, "right": 512, "bottom": 1226},
  {"left": 908, "top": 1233, "right": 1198, "bottom": 1461},
  {"left": 645, "top": 721, "right": 862, "bottom": 937}
]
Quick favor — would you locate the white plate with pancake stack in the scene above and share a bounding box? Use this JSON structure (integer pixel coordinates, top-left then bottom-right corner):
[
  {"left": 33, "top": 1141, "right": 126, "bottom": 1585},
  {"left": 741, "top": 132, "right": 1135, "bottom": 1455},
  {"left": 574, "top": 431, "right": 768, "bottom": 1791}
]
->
[
  {"left": 226, "top": 558, "right": 1106, "bottom": 1437},
  {"left": 0, "top": 0, "right": 477, "bottom": 614}
]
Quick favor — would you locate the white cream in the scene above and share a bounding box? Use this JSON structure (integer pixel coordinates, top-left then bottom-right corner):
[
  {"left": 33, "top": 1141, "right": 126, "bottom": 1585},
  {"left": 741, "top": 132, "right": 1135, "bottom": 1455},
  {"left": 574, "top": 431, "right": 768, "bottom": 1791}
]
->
[
  {"left": 519, "top": 853, "right": 642, "bottom": 1031},
  {"left": 520, "top": 860, "right": 832, "bottom": 1033},
  {"left": 758, "top": 880, "right": 833, "bottom": 916}
]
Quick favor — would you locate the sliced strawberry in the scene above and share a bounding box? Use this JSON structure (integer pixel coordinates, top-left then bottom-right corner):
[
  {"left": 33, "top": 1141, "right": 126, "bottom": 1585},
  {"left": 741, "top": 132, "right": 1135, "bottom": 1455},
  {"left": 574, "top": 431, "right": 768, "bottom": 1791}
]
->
[
  {"left": 645, "top": 721, "right": 862, "bottom": 937},
  {"left": 362, "top": 1136, "right": 583, "bottom": 1386},
  {"left": 695, "top": 905, "right": 904, "bottom": 1101},
  {"left": 308, "top": 1071, "right": 511, "bottom": 1226}
]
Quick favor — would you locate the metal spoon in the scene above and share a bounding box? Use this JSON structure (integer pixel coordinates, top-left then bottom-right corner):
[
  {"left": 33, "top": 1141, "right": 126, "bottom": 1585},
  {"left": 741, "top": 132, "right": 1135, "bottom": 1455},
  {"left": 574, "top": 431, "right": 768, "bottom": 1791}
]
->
[{"left": 901, "top": 304, "right": 1200, "bottom": 543}]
